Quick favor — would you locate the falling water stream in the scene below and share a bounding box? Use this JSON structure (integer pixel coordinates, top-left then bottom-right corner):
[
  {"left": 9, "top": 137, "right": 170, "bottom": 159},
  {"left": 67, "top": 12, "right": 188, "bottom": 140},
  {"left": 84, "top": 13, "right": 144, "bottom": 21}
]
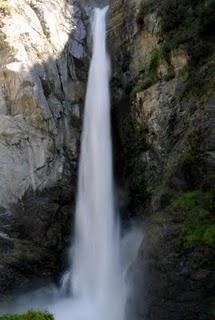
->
[
  {"left": 72, "top": 5, "right": 126, "bottom": 317},
  {"left": 66, "top": 6, "right": 126, "bottom": 320},
  {"left": 50, "top": 6, "right": 127, "bottom": 320}
]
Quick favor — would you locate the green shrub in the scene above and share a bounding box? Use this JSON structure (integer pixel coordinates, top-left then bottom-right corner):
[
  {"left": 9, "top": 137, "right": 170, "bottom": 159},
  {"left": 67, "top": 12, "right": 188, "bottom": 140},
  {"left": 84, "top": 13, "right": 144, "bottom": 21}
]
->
[
  {"left": 170, "top": 190, "right": 215, "bottom": 247},
  {"left": 158, "top": 0, "right": 215, "bottom": 100},
  {"left": 159, "top": 0, "right": 189, "bottom": 33},
  {"left": 134, "top": 0, "right": 215, "bottom": 99},
  {"left": 0, "top": 311, "right": 54, "bottom": 320},
  {"left": 136, "top": 0, "right": 158, "bottom": 25}
]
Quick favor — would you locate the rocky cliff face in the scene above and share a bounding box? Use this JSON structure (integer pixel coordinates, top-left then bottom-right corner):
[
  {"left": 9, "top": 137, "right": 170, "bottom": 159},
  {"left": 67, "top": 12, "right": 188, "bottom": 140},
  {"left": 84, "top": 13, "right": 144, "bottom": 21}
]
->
[
  {"left": 109, "top": 0, "right": 215, "bottom": 319},
  {"left": 0, "top": 0, "right": 89, "bottom": 298}
]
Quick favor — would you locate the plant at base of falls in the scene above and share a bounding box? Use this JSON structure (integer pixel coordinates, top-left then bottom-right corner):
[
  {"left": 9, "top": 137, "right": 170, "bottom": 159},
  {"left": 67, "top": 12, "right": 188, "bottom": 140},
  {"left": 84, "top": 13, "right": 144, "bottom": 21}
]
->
[
  {"left": 170, "top": 190, "right": 215, "bottom": 248},
  {"left": 0, "top": 311, "right": 54, "bottom": 320}
]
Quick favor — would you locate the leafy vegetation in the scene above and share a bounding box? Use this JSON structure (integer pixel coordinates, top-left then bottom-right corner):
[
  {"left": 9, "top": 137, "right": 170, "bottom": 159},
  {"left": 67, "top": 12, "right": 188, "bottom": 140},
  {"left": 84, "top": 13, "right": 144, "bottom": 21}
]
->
[
  {"left": 135, "top": 0, "right": 215, "bottom": 99},
  {"left": 159, "top": 0, "right": 215, "bottom": 99},
  {"left": 136, "top": 0, "right": 157, "bottom": 25},
  {"left": 159, "top": 0, "right": 215, "bottom": 37},
  {"left": 131, "top": 41, "right": 175, "bottom": 95},
  {"left": 0, "top": 311, "right": 54, "bottom": 320},
  {"left": 170, "top": 190, "right": 215, "bottom": 248}
]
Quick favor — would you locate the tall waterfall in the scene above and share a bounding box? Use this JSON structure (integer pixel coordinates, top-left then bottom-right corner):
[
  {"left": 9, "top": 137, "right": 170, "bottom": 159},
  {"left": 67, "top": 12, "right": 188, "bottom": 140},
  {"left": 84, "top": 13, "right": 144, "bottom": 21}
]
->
[{"left": 71, "top": 6, "right": 126, "bottom": 320}]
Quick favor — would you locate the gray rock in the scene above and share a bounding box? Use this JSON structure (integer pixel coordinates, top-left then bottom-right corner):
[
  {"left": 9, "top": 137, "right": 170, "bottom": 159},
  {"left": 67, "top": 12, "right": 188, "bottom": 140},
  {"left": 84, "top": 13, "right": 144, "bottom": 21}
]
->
[{"left": 0, "top": 0, "right": 87, "bottom": 298}]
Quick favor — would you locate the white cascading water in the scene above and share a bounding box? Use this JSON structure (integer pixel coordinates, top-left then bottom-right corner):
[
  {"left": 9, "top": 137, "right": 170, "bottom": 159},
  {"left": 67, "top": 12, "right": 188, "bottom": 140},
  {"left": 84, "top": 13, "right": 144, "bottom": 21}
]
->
[
  {"left": 70, "top": 6, "right": 126, "bottom": 320},
  {"left": 50, "top": 6, "right": 127, "bottom": 320}
]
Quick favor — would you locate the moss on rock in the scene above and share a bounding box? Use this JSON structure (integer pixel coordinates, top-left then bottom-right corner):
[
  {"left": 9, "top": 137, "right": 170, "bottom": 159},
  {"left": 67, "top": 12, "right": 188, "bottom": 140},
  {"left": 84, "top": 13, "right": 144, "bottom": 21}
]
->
[
  {"left": 131, "top": 43, "right": 175, "bottom": 95},
  {"left": 170, "top": 190, "right": 215, "bottom": 248}
]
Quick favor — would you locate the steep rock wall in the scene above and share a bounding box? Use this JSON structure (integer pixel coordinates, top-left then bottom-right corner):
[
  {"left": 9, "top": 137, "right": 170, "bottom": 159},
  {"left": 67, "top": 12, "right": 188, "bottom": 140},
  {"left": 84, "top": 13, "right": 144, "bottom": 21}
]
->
[
  {"left": 109, "top": 0, "right": 215, "bottom": 319},
  {"left": 0, "top": 0, "right": 89, "bottom": 298}
]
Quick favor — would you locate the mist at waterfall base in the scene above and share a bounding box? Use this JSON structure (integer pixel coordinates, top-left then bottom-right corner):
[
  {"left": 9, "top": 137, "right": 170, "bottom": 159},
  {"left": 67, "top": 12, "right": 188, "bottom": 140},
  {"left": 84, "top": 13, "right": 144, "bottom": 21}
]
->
[{"left": 0, "top": 7, "right": 142, "bottom": 320}]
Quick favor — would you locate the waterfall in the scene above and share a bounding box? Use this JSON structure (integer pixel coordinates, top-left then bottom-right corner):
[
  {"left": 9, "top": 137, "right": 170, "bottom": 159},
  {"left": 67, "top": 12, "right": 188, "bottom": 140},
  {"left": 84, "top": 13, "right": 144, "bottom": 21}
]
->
[
  {"left": 70, "top": 6, "right": 126, "bottom": 320},
  {"left": 50, "top": 10, "right": 142, "bottom": 320},
  {"left": 52, "top": 6, "right": 126, "bottom": 320}
]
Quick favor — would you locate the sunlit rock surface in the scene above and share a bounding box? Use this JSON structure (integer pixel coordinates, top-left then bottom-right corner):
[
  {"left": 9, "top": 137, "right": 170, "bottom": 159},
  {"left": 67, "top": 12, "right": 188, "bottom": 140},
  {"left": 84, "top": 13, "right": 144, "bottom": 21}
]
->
[{"left": 0, "top": 0, "right": 88, "bottom": 297}]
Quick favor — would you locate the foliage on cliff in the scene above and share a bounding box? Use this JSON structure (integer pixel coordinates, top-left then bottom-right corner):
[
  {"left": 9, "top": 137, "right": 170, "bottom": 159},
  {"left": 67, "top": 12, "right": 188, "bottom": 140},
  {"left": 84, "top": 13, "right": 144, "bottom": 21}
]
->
[
  {"left": 160, "top": 0, "right": 215, "bottom": 99},
  {"left": 0, "top": 311, "right": 54, "bottom": 320},
  {"left": 170, "top": 190, "right": 215, "bottom": 248},
  {"left": 135, "top": 0, "right": 215, "bottom": 99}
]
